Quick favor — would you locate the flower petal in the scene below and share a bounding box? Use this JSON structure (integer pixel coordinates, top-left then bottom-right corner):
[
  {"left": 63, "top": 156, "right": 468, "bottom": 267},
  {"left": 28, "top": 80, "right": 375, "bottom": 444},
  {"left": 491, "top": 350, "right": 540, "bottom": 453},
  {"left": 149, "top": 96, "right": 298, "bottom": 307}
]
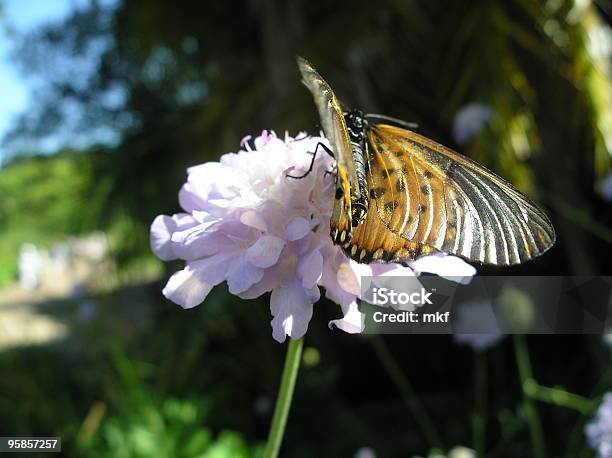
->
[
  {"left": 178, "top": 183, "right": 206, "bottom": 213},
  {"left": 284, "top": 217, "right": 311, "bottom": 241},
  {"left": 240, "top": 210, "right": 268, "bottom": 232},
  {"left": 170, "top": 226, "right": 232, "bottom": 260},
  {"left": 328, "top": 300, "right": 364, "bottom": 334},
  {"left": 226, "top": 257, "right": 264, "bottom": 295},
  {"left": 245, "top": 235, "right": 286, "bottom": 268},
  {"left": 337, "top": 260, "right": 364, "bottom": 296},
  {"left": 409, "top": 253, "right": 476, "bottom": 284},
  {"left": 319, "top": 249, "right": 360, "bottom": 306},
  {"left": 254, "top": 130, "right": 274, "bottom": 149},
  {"left": 270, "top": 281, "right": 317, "bottom": 343},
  {"left": 162, "top": 253, "right": 233, "bottom": 308},
  {"left": 150, "top": 215, "right": 178, "bottom": 261},
  {"left": 150, "top": 213, "right": 199, "bottom": 261},
  {"left": 297, "top": 250, "right": 323, "bottom": 289},
  {"left": 162, "top": 266, "right": 214, "bottom": 309},
  {"left": 179, "top": 162, "right": 245, "bottom": 213}
]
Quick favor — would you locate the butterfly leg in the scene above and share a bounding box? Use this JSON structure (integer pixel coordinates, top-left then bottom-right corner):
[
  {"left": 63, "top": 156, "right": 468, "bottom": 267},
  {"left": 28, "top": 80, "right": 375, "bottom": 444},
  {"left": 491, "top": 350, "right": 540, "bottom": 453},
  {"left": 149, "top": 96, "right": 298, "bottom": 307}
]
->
[
  {"left": 324, "top": 164, "right": 337, "bottom": 179},
  {"left": 286, "top": 142, "right": 334, "bottom": 179}
]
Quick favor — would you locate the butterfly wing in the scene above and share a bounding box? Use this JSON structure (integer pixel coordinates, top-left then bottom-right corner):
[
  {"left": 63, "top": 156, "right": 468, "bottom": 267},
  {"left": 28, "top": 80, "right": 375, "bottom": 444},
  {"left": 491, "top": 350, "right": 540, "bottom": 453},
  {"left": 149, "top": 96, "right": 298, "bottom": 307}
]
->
[
  {"left": 297, "top": 56, "right": 358, "bottom": 241},
  {"left": 351, "top": 124, "right": 555, "bottom": 265}
]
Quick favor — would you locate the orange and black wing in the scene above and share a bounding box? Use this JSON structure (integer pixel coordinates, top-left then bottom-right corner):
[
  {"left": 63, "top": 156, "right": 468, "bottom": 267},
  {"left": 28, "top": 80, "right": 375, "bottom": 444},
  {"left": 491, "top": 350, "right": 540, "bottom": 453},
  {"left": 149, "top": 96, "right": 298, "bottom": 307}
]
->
[
  {"left": 297, "top": 56, "right": 359, "bottom": 242},
  {"left": 347, "top": 124, "right": 555, "bottom": 265}
]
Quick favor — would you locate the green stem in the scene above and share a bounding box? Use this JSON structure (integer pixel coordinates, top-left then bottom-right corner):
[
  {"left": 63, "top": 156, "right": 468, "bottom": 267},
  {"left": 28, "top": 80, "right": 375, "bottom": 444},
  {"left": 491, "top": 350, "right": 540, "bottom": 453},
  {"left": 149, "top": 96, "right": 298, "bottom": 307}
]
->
[
  {"left": 513, "top": 335, "right": 546, "bottom": 458},
  {"left": 263, "top": 336, "right": 304, "bottom": 458},
  {"left": 369, "top": 335, "right": 443, "bottom": 448},
  {"left": 529, "top": 384, "right": 594, "bottom": 413}
]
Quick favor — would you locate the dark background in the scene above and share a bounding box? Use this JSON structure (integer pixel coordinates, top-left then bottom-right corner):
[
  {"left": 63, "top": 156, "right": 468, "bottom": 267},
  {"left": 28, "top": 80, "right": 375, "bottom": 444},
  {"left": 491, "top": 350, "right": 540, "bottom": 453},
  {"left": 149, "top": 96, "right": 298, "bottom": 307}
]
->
[{"left": 0, "top": 1, "right": 611, "bottom": 457}]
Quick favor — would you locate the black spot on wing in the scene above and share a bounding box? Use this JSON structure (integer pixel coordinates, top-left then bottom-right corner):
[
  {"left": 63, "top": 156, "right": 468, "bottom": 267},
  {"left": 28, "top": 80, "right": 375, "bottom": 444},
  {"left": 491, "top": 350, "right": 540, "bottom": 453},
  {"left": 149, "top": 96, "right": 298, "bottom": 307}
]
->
[
  {"left": 370, "top": 187, "right": 386, "bottom": 199},
  {"left": 381, "top": 168, "right": 400, "bottom": 178},
  {"left": 384, "top": 200, "right": 399, "bottom": 212}
]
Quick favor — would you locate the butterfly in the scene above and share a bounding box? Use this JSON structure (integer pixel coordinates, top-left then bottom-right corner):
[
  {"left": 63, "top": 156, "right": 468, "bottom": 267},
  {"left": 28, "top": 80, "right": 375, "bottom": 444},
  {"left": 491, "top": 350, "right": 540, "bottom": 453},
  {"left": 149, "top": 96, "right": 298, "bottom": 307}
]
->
[{"left": 296, "top": 56, "right": 556, "bottom": 265}]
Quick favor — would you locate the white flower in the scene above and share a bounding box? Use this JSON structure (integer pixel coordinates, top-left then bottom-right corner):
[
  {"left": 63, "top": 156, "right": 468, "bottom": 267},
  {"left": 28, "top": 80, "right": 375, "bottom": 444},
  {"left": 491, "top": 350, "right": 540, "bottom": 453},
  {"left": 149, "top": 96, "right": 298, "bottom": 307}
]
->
[
  {"left": 452, "top": 103, "right": 494, "bottom": 145},
  {"left": 448, "top": 446, "right": 476, "bottom": 458},
  {"left": 150, "top": 130, "right": 476, "bottom": 343},
  {"left": 586, "top": 393, "right": 612, "bottom": 458}
]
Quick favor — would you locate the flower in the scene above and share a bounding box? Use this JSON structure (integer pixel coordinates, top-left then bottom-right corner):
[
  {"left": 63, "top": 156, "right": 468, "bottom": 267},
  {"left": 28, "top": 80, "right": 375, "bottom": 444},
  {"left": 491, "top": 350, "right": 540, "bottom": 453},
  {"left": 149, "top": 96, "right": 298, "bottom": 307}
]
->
[
  {"left": 452, "top": 299, "right": 504, "bottom": 352},
  {"left": 586, "top": 392, "right": 612, "bottom": 458},
  {"left": 354, "top": 447, "right": 376, "bottom": 458},
  {"left": 150, "top": 130, "right": 476, "bottom": 343},
  {"left": 597, "top": 172, "right": 612, "bottom": 202},
  {"left": 447, "top": 447, "right": 476, "bottom": 458},
  {"left": 412, "top": 446, "right": 475, "bottom": 458},
  {"left": 452, "top": 103, "right": 494, "bottom": 145}
]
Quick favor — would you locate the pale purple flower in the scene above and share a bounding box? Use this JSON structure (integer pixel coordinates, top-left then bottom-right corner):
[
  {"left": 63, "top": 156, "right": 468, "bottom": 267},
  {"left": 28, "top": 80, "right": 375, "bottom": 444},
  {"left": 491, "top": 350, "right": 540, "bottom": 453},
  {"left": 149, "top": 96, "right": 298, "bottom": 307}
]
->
[
  {"left": 355, "top": 447, "right": 376, "bottom": 458},
  {"left": 453, "top": 299, "right": 504, "bottom": 352},
  {"left": 586, "top": 393, "right": 612, "bottom": 458},
  {"left": 151, "top": 130, "right": 476, "bottom": 343},
  {"left": 597, "top": 172, "right": 612, "bottom": 202},
  {"left": 452, "top": 103, "right": 494, "bottom": 145}
]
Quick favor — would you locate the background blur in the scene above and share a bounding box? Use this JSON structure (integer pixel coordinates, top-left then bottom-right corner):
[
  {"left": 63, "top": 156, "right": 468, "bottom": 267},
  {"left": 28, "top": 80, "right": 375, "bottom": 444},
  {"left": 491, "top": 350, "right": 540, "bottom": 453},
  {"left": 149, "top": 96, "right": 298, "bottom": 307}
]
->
[{"left": 1, "top": 0, "right": 612, "bottom": 457}]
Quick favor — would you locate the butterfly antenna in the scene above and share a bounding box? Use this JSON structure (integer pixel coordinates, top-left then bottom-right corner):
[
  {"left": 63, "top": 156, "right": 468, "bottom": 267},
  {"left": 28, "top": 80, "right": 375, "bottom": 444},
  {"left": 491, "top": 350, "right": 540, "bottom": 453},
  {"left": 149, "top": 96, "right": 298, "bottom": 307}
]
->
[{"left": 365, "top": 113, "right": 418, "bottom": 130}]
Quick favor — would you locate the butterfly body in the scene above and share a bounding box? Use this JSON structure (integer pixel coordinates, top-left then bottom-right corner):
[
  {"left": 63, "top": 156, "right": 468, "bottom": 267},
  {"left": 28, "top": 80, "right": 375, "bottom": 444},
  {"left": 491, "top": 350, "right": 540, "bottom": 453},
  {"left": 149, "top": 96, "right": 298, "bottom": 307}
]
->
[
  {"left": 345, "top": 110, "right": 369, "bottom": 227},
  {"left": 297, "top": 57, "right": 556, "bottom": 266}
]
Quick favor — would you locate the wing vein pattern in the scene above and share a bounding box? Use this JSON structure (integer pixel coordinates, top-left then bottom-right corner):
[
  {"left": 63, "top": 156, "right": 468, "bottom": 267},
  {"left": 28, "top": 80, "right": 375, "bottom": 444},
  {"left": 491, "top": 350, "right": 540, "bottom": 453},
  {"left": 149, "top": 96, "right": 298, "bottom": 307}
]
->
[{"left": 362, "top": 124, "right": 555, "bottom": 265}]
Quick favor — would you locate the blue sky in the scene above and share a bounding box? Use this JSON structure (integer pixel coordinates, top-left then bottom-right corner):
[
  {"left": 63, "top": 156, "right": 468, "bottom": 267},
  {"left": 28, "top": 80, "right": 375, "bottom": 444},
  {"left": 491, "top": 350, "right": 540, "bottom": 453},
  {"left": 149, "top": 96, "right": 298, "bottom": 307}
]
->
[{"left": 0, "top": 0, "right": 89, "bottom": 161}]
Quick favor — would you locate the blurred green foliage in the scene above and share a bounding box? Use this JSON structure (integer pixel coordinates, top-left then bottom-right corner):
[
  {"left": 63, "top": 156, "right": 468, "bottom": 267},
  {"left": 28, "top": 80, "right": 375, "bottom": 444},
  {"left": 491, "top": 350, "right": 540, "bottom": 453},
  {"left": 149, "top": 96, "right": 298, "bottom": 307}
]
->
[
  {"left": 80, "top": 350, "right": 261, "bottom": 458},
  {"left": 0, "top": 284, "right": 269, "bottom": 457},
  {"left": 0, "top": 152, "right": 105, "bottom": 284}
]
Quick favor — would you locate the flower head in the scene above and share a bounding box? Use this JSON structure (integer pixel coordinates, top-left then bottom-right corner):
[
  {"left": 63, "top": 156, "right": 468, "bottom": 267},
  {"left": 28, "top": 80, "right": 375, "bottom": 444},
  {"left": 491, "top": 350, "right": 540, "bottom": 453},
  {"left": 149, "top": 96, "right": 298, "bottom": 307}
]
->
[
  {"left": 452, "top": 299, "right": 504, "bottom": 352},
  {"left": 452, "top": 103, "right": 494, "bottom": 145},
  {"left": 151, "top": 131, "right": 476, "bottom": 342},
  {"left": 586, "top": 392, "right": 612, "bottom": 458},
  {"left": 597, "top": 172, "right": 612, "bottom": 202}
]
